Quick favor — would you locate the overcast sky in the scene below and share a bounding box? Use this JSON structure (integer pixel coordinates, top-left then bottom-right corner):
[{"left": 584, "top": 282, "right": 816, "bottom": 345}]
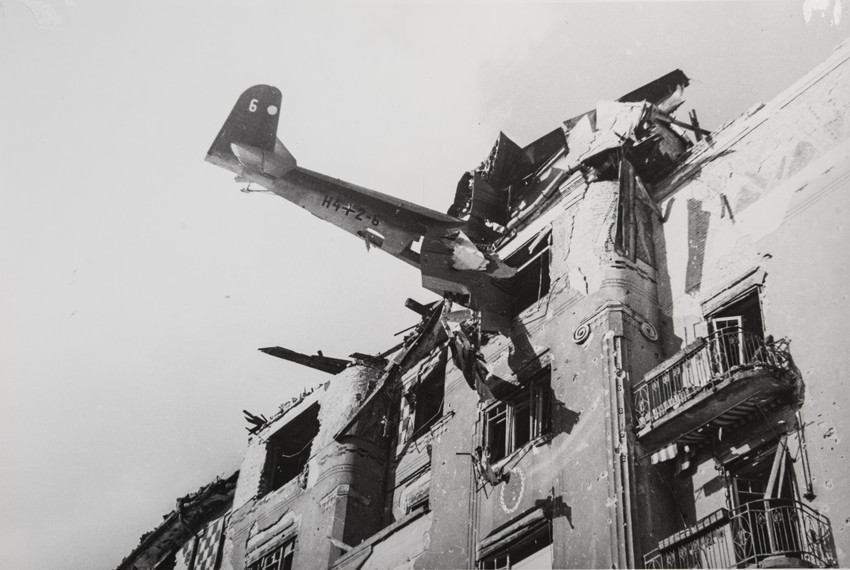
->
[{"left": 1, "top": 1, "right": 847, "bottom": 569}]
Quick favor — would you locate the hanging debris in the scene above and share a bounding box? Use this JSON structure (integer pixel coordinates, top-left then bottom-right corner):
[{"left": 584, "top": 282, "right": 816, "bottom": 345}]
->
[{"left": 243, "top": 410, "right": 269, "bottom": 434}]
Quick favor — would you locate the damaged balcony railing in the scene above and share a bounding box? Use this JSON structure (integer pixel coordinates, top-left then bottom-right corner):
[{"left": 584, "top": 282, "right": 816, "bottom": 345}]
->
[
  {"left": 633, "top": 330, "right": 794, "bottom": 431},
  {"left": 644, "top": 499, "right": 836, "bottom": 568}
]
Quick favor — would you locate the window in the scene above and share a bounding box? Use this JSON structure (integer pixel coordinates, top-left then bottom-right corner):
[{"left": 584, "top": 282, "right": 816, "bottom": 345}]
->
[
  {"left": 725, "top": 439, "right": 803, "bottom": 566},
  {"left": 483, "top": 368, "right": 551, "bottom": 463},
  {"left": 479, "top": 517, "right": 553, "bottom": 569},
  {"left": 247, "top": 540, "right": 294, "bottom": 570},
  {"left": 506, "top": 232, "right": 551, "bottom": 314},
  {"left": 727, "top": 439, "right": 797, "bottom": 507},
  {"left": 412, "top": 372, "right": 445, "bottom": 434},
  {"left": 707, "top": 289, "right": 765, "bottom": 372},
  {"left": 400, "top": 350, "right": 447, "bottom": 443},
  {"left": 261, "top": 403, "right": 319, "bottom": 495},
  {"left": 708, "top": 288, "right": 764, "bottom": 338},
  {"left": 412, "top": 353, "right": 446, "bottom": 434}
]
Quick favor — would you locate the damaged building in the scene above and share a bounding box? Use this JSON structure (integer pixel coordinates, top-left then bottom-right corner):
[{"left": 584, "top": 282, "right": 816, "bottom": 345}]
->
[{"left": 120, "top": 41, "right": 850, "bottom": 569}]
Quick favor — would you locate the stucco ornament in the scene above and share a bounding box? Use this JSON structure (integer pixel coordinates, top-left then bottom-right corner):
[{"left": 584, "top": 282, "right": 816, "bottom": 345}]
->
[
  {"left": 499, "top": 467, "right": 525, "bottom": 514},
  {"left": 640, "top": 321, "right": 659, "bottom": 342},
  {"left": 573, "top": 323, "right": 591, "bottom": 344}
]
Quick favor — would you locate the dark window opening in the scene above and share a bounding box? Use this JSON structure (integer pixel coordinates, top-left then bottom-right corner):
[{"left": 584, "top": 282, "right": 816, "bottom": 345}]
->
[
  {"left": 479, "top": 521, "right": 553, "bottom": 569},
  {"left": 506, "top": 233, "right": 551, "bottom": 314},
  {"left": 708, "top": 288, "right": 764, "bottom": 339},
  {"left": 247, "top": 539, "right": 295, "bottom": 570},
  {"left": 262, "top": 404, "right": 319, "bottom": 495},
  {"left": 402, "top": 350, "right": 447, "bottom": 442},
  {"left": 483, "top": 368, "right": 551, "bottom": 463},
  {"left": 412, "top": 365, "right": 445, "bottom": 435}
]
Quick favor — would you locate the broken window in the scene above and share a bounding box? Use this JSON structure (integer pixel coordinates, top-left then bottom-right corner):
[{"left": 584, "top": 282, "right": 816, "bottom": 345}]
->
[
  {"left": 401, "top": 350, "right": 447, "bottom": 441},
  {"left": 261, "top": 403, "right": 320, "bottom": 496},
  {"left": 478, "top": 513, "right": 553, "bottom": 569},
  {"left": 412, "top": 362, "right": 445, "bottom": 434},
  {"left": 506, "top": 232, "right": 551, "bottom": 314},
  {"left": 482, "top": 368, "right": 551, "bottom": 463},
  {"left": 725, "top": 438, "right": 807, "bottom": 566},
  {"left": 706, "top": 289, "right": 765, "bottom": 372},
  {"left": 247, "top": 538, "right": 295, "bottom": 570},
  {"left": 728, "top": 441, "right": 796, "bottom": 506}
]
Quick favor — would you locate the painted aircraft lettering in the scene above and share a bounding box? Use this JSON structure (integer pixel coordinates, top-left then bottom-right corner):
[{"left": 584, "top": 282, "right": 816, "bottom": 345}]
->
[{"left": 320, "top": 196, "right": 381, "bottom": 226}]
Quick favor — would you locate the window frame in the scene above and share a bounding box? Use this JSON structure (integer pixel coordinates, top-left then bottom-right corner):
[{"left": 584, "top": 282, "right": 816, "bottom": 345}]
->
[
  {"left": 399, "top": 349, "right": 448, "bottom": 446},
  {"left": 411, "top": 352, "right": 446, "bottom": 435},
  {"left": 705, "top": 287, "right": 765, "bottom": 339},
  {"left": 504, "top": 231, "right": 552, "bottom": 314},
  {"left": 482, "top": 368, "right": 551, "bottom": 463},
  {"left": 261, "top": 403, "right": 320, "bottom": 496},
  {"left": 478, "top": 517, "right": 553, "bottom": 569},
  {"left": 246, "top": 538, "right": 295, "bottom": 570}
]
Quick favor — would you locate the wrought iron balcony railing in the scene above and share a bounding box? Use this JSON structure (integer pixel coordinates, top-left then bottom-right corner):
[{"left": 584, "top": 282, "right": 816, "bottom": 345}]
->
[
  {"left": 634, "top": 330, "right": 796, "bottom": 433},
  {"left": 644, "top": 498, "right": 836, "bottom": 568}
]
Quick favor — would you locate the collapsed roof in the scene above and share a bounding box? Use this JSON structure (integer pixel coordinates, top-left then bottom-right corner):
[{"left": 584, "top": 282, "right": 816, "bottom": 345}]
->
[
  {"left": 117, "top": 472, "right": 238, "bottom": 570},
  {"left": 447, "top": 69, "right": 699, "bottom": 245}
]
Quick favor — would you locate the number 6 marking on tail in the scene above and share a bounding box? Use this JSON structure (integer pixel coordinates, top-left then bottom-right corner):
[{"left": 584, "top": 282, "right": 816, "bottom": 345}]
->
[{"left": 248, "top": 99, "right": 258, "bottom": 112}]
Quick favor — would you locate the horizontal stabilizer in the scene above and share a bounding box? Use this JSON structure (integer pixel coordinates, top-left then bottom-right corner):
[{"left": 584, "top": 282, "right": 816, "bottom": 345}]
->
[{"left": 231, "top": 141, "right": 297, "bottom": 178}]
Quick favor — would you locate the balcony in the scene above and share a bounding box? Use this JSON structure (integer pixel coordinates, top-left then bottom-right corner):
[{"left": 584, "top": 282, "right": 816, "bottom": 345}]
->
[
  {"left": 644, "top": 499, "right": 836, "bottom": 568},
  {"left": 633, "top": 330, "right": 801, "bottom": 449}
]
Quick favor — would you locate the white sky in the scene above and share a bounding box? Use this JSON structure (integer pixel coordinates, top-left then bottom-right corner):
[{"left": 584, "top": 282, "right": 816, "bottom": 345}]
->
[{"left": 1, "top": 2, "right": 846, "bottom": 569}]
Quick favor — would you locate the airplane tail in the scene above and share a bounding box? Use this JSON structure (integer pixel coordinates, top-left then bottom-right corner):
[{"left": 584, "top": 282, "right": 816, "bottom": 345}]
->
[{"left": 207, "top": 85, "right": 295, "bottom": 177}]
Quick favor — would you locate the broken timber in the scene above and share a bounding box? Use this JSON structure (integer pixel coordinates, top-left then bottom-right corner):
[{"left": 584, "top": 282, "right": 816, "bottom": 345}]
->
[{"left": 259, "top": 346, "right": 351, "bottom": 374}]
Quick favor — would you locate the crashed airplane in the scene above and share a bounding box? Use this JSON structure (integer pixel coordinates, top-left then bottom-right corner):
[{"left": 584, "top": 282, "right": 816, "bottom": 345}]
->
[
  {"left": 205, "top": 71, "right": 702, "bottom": 331},
  {"left": 122, "top": 45, "right": 850, "bottom": 569}
]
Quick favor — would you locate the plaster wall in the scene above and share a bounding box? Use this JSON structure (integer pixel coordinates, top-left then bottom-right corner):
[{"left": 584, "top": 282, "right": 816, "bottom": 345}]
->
[
  {"left": 361, "top": 513, "right": 434, "bottom": 570},
  {"left": 409, "top": 177, "right": 668, "bottom": 568},
  {"left": 652, "top": 42, "right": 850, "bottom": 566},
  {"left": 222, "top": 365, "right": 389, "bottom": 570}
]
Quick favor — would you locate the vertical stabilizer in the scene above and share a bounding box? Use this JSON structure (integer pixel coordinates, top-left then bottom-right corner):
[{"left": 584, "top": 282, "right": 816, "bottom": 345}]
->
[{"left": 207, "top": 85, "right": 282, "bottom": 165}]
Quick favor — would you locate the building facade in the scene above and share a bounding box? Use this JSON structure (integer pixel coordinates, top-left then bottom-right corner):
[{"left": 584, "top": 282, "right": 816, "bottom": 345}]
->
[{"left": 120, "top": 42, "right": 849, "bottom": 569}]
